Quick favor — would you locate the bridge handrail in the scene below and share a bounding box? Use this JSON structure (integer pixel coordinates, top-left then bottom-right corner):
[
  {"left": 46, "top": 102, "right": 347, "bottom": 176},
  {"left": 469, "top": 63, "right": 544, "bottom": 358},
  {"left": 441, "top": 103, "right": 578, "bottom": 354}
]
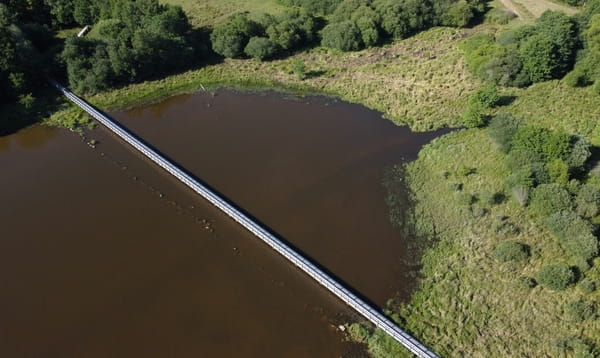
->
[{"left": 50, "top": 79, "right": 439, "bottom": 358}]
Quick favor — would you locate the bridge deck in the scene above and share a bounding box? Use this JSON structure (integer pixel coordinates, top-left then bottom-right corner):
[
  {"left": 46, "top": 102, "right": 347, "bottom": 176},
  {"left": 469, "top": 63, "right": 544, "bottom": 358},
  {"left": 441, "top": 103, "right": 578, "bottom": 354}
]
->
[{"left": 50, "top": 80, "right": 439, "bottom": 358}]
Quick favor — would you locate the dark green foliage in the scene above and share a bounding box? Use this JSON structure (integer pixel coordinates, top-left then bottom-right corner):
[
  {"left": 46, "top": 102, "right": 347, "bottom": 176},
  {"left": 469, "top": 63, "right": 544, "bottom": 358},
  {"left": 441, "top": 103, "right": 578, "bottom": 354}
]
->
[
  {"left": 537, "top": 263, "right": 576, "bottom": 290},
  {"left": 511, "top": 126, "right": 571, "bottom": 162},
  {"left": 494, "top": 241, "right": 529, "bottom": 262},
  {"left": 517, "top": 276, "right": 537, "bottom": 288},
  {"left": 576, "top": 184, "right": 600, "bottom": 218},
  {"left": 463, "top": 100, "right": 485, "bottom": 128},
  {"left": 463, "top": 11, "right": 579, "bottom": 87},
  {"left": 321, "top": 20, "right": 363, "bottom": 51},
  {"left": 266, "top": 9, "right": 319, "bottom": 51},
  {"left": 211, "top": 13, "right": 261, "bottom": 58},
  {"left": 62, "top": 0, "right": 197, "bottom": 94},
  {"left": 0, "top": 4, "right": 42, "bottom": 105},
  {"left": 488, "top": 113, "right": 522, "bottom": 153},
  {"left": 244, "top": 37, "right": 278, "bottom": 60},
  {"left": 471, "top": 83, "right": 500, "bottom": 108},
  {"left": 320, "top": 0, "right": 483, "bottom": 51},
  {"left": 530, "top": 184, "right": 572, "bottom": 217},
  {"left": 565, "top": 300, "right": 596, "bottom": 322},
  {"left": 566, "top": 136, "right": 592, "bottom": 170},
  {"left": 351, "top": 5, "right": 381, "bottom": 47}
]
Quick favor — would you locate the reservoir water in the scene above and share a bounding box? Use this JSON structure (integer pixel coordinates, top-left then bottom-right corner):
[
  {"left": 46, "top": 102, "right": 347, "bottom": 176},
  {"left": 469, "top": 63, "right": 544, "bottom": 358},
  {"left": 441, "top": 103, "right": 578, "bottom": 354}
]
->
[{"left": 0, "top": 90, "right": 444, "bottom": 357}]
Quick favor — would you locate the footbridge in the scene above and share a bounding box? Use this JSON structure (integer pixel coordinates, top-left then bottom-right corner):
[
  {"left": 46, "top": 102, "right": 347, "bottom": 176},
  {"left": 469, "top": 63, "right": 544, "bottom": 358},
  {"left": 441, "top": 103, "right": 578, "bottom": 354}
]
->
[{"left": 50, "top": 80, "right": 439, "bottom": 358}]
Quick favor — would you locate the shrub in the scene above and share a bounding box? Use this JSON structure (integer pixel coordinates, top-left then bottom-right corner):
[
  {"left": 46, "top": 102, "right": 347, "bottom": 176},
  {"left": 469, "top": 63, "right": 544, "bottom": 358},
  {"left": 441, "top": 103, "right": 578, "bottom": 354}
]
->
[
  {"left": 511, "top": 126, "right": 571, "bottom": 162},
  {"left": 290, "top": 59, "right": 307, "bottom": 80},
  {"left": 494, "top": 241, "right": 529, "bottom": 262},
  {"left": 470, "top": 83, "right": 500, "bottom": 108},
  {"left": 547, "top": 158, "right": 570, "bottom": 185},
  {"left": 537, "top": 264, "right": 576, "bottom": 290},
  {"left": 576, "top": 184, "right": 600, "bottom": 218},
  {"left": 244, "top": 37, "right": 278, "bottom": 60},
  {"left": 463, "top": 100, "right": 486, "bottom": 128},
  {"left": 506, "top": 149, "right": 544, "bottom": 171},
  {"left": 530, "top": 184, "right": 572, "bottom": 217},
  {"left": 517, "top": 276, "right": 537, "bottom": 288},
  {"left": 321, "top": 20, "right": 363, "bottom": 51},
  {"left": 565, "top": 300, "right": 596, "bottom": 322},
  {"left": 347, "top": 323, "right": 371, "bottom": 343},
  {"left": 579, "top": 279, "right": 597, "bottom": 293},
  {"left": 545, "top": 210, "right": 599, "bottom": 260},
  {"left": 566, "top": 136, "right": 592, "bottom": 171},
  {"left": 487, "top": 113, "right": 522, "bottom": 153}
]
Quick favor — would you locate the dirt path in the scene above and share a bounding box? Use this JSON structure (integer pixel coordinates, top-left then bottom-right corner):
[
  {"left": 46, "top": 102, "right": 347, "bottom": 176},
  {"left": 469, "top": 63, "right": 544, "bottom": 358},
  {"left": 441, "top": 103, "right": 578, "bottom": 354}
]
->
[
  {"left": 499, "top": 0, "right": 524, "bottom": 19},
  {"left": 499, "top": 0, "right": 578, "bottom": 20}
]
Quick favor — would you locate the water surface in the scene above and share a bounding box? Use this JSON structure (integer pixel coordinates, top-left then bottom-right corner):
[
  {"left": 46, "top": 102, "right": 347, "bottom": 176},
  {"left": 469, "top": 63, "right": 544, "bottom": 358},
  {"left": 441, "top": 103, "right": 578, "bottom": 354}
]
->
[{"left": 0, "top": 90, "right": 444, "bottom": 357}]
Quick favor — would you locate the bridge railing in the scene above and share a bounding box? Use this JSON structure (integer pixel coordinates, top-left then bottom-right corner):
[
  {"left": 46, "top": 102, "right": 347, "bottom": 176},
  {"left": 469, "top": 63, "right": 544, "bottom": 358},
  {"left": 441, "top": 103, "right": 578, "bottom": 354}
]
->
[{"left": 49, "top": 79, "right": 439, "bottom": 358}]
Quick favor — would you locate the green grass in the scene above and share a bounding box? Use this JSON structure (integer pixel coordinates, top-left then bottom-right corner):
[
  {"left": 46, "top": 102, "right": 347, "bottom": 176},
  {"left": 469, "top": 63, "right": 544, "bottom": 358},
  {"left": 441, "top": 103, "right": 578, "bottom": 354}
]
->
[
  {"left": 161, "top": 0, "right": 286, "bottom": 27},
  {"left": 361, "top": 129, "right": 600, "bottom": 357},
  {"left": 48, "top": 26, "right": 483, "bottom": 132}
]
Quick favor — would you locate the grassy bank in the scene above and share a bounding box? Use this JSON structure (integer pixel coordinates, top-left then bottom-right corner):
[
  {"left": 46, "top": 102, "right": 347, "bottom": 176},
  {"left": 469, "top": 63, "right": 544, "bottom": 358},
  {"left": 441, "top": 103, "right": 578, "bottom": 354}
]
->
[
  {"left": 350, "top": 126, "right": 600, "bottom": 357},
  {"left": 47, "top": 25, "right": 482, "bottom": 132}
]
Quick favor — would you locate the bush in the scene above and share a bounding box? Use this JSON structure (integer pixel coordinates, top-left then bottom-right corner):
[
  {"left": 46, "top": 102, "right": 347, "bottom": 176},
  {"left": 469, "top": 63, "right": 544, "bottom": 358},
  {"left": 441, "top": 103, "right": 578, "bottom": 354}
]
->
[
  {"left": 547, "top": 158, "right": 570, "bottom": 185},
  {"left": 347, "top": 322, "right": 371, "bottom": 343},
  {"left": 579, "top": 279, "right": 597, "bottom": 293},
  {"left": 244, "top": 37, "right": 278, "bottom": 60},
  {"left": 470, "top": 83, "right": 500, "bottom": 108},
  {"left": 511, "top": 126, "right": 571, "bottom": 162},
  {"left": 488, "top": 113, "right": 522, "bottom": 153},
  {"left": 291, "top": 58, "right": 307, "bottom": 80},
  {"left": 462, "top": 100, "right": 486, "bottom": 128},
  {"left": 321, "top": 20, "right": 363, "bottom": 51},
  {"left": 517, "top": 276, "right": 537, "bottom": 288},
  {"left": 545, "top": 210, "right": 599, "bottom": 260},
  {"left": 565, "top": 300, "right": 596, "bottom": 322},
  {"left": 537, "top": 264, "right": 576, "bottom": 290},
  {"left": 494, "top": 241, "right": 529, "bottom": 262},
  {"left": 576, "top": 184, "right": 600, "bottom": 218},
  {"left": 566, "top": 136, "right": 592, "bottom": 171},
  {"left": 530, "top": 184, "right": 572, "bottom": 217},
  {"left": 210, "top": 13, "right": 261, "bottom": 58}
]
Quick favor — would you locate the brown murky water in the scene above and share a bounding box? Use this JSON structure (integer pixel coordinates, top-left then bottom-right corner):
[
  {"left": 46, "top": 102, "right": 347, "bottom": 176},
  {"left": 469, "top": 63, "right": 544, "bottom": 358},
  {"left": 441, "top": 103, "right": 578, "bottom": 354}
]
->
[{"left": 0, "top": 91, "right": 444, "bottom": 357}]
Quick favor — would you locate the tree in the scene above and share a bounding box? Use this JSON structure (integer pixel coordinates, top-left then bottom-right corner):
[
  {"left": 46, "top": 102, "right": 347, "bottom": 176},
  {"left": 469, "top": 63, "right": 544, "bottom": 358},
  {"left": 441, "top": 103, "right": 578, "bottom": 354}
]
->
[
  {"left": 529, "top": 184, "right": 572, "bottom": 217},
  {"left": 210, "top": 13, "right": 261, "bottom": 58},
  {"left": 488, "top": 113, "right": 522, "bottom": 153},
  {"left": 244, "top": 37, "right": 278, "bottom": 60},
  {"left": 321, "top": 20, "right": 363, "bottom": 51},
  {"left": 576, "top": 184, "right": 600, "bottom": 218}
]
